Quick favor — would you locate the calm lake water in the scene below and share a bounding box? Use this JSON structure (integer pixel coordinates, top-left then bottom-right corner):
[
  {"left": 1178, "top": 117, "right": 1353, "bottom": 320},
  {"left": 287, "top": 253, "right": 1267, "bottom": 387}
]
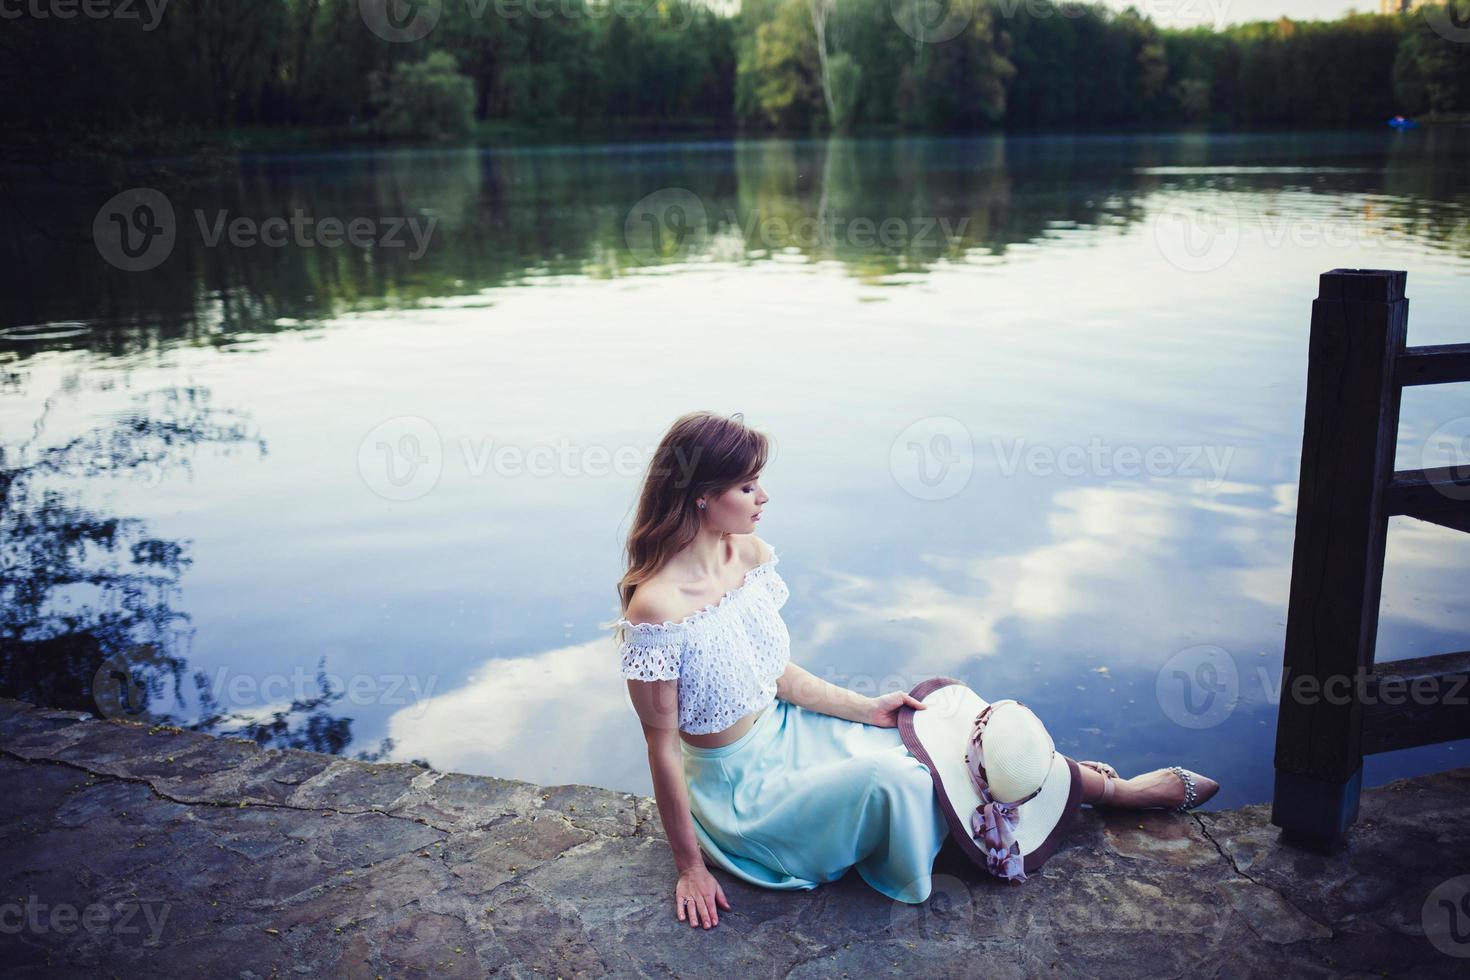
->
[{"left": 2, "top": 130, "right": 1468, "bottom": 811}]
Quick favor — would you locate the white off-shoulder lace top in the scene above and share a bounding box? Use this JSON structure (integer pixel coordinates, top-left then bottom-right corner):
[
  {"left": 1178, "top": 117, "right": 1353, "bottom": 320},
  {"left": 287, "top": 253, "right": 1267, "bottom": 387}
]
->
[{"left": 616, "top": 547, "right": 791, "bottom": 735}]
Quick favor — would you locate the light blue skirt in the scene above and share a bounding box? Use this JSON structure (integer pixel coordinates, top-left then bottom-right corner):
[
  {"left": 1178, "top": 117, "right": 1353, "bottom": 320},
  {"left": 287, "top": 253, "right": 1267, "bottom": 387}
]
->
[{"left": 680, "top": 697, "right": 950, "bottom": 905}]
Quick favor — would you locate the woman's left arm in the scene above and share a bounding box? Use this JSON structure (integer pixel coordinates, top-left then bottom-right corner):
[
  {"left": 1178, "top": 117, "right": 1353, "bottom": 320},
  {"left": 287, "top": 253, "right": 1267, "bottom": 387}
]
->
[{"left": 776, "top": 662, "right": 926, "bottom": 728}]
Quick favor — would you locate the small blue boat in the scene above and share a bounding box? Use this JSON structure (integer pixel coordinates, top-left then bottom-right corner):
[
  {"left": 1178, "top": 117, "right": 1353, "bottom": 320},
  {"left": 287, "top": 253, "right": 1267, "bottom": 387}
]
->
[{"left": 1387, "top": 115, "right": 1419, "bottom": 130}]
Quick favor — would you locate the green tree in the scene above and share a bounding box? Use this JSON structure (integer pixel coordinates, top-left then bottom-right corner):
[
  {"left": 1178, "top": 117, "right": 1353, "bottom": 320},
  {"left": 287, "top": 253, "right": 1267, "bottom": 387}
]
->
[
  {"left": 742, "top": 0, "right": 825, "bottom": 129},
  {"left": 367, "top": 51, "right": 476, "bottom": 139},
  {"left": 827, "top": 52, "right": 864, "bottom": 131},
  {"left": 897, "top": 6, "right": 1014, "bottom": 130},
  {"left": 1394, "top": 3, "right": 1470, "bottom": 114}
]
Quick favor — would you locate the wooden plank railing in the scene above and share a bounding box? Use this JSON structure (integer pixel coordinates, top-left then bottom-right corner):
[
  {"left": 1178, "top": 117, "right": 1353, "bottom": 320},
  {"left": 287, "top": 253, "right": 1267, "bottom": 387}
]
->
[
  {"left": 1395, "top": 343, "right": 1470, "bottom": 387},
  {"left": 1271, "top": 268, "right": 1470, "bottom": 844},
  {"left": 1384, "top": 465, "right": 1470, "bottom": 533},
  {"left": 1361, "top": 649, "right": 1470, "bottom": 755}
]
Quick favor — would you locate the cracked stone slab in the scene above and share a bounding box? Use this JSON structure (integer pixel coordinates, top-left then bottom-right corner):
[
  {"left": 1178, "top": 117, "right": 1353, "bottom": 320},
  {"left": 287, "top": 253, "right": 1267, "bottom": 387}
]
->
[
  {"left": 1215, "top": 876, "right": 1333, "bottom": 944},
  {"left": 1100, "top": 808, "right": 1220, "bottom": 868},
  {"left": 2, "top": 696, "right": 1469, "bottom": 978}
]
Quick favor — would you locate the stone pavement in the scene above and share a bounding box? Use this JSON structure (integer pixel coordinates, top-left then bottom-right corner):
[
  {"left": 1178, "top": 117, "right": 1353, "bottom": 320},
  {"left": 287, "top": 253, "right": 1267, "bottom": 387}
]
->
[{"left": 2, "top": 696, "right": 1467, "bottom": 978}]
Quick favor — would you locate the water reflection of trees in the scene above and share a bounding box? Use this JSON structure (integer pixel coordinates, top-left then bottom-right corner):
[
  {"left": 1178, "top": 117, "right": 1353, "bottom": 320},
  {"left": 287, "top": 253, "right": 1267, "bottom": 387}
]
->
[
  {"left": 3, "top": 133, "right": 1468, "bottom": 356},
  {"left": 733, "top": 136, "right": 1158, "bottom": 275},
  {"left": 0, "top": 376, "right": 393, "bottom": 759}
]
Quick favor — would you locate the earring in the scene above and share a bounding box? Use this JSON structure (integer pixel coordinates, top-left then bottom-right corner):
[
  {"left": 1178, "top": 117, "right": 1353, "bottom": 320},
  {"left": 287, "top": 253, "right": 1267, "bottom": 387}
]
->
[{"left": 697, "top": 501, "right": 706, "bottom": 510}]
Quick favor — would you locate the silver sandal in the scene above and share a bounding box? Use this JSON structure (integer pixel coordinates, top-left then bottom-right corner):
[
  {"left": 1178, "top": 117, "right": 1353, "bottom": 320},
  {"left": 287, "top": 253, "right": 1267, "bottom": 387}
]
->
[
  {"left": 1167, "top": 765, "right": 1202, "bottom": 812},
  {"left": 1081, "top": 761, "right": 1212, "bottom": 811}
]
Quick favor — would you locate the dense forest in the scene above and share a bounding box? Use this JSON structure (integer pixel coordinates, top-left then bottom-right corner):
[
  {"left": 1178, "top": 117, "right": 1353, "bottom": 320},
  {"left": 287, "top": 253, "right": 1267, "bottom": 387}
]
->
[{"left": 3, "top": 0, "right": 1468, "bottom": 142}]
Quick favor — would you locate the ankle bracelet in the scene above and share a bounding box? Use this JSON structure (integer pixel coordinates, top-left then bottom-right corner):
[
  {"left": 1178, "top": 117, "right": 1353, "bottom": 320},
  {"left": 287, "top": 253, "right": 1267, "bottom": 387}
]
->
[{"left": 1168, "top": 766, "right": 1197, "bottom": 811}]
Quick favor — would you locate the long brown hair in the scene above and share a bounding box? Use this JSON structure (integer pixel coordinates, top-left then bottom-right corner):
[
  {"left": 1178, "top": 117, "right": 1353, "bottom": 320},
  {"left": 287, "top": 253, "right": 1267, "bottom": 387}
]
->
[{"left": 605, "top": 411, "right": 771, "bottom": 645}]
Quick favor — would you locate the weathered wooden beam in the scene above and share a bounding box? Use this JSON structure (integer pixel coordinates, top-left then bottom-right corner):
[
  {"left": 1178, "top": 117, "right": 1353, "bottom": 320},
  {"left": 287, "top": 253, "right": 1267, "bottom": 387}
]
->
[
  {"left": 1272, "top": 269, "right": 1408, "bottom": 842},
  {"left": 1384, "top": 466, "right": 1470, "bottom": 527},
  {"left": 1395, "top": 342, "right": 1470, "bottom": 386},
  {"left": 1399, "top": 506, "right": 1470, "bottom": 534},
  {"left": 1362, "top": 650, "right": 1470, "bottom": 755}
]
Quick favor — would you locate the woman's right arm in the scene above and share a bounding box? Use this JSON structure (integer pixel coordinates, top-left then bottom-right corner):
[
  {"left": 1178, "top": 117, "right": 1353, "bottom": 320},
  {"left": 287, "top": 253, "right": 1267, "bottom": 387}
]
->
[{"left": 627, "top": 677, "right": 731, "bottom": 929}]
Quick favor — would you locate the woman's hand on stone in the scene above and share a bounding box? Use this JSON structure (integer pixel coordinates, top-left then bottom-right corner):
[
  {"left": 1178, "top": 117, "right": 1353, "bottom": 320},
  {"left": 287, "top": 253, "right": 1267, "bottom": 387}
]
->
[
  {"left": 676, "top": 865, "right": 729, "bottom": 928},
  {"left": 865, "top": 691, "right": 926, "bottom": 728}
]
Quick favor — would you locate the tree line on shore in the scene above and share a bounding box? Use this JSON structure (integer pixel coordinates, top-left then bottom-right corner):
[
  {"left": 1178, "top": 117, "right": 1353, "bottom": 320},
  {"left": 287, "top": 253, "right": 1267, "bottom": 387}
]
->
[{"left": 3, "top": 0, "right": 1469, "bottom": 142}]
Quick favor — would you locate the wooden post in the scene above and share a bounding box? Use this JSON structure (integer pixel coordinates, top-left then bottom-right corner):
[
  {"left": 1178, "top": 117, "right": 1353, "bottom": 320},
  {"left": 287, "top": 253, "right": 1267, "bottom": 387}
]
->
[{"left": 1270, "top": 269, "right": 1408, "bottom": 843}]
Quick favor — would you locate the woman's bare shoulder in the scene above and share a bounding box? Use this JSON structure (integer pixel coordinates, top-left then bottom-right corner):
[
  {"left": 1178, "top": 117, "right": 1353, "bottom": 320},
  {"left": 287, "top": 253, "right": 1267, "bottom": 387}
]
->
[
  {"left": 625, "top": 536, "right": 771, "bottom": 625},
  {"left": 624, "top": 578, "right": 684, "bottom": 627},
  {"left": 747, "top": 533, "right": 775, "bottom": 565}
]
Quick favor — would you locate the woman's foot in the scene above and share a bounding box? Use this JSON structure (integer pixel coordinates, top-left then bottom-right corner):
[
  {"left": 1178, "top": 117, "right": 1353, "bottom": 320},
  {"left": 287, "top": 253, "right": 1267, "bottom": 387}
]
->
[
  {"left": 1120, "top": 767, "right": 1219, "bottom": 811},
  {"left": 1079, "top": 761, "right": 1219, "bottom": 811}
]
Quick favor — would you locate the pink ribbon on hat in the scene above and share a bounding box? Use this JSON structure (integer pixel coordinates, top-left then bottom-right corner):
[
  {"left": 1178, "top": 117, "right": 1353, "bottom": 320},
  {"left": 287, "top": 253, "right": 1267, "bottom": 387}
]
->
[{"left": 964, "top": 702, "right": 1027, "bottom": 883}]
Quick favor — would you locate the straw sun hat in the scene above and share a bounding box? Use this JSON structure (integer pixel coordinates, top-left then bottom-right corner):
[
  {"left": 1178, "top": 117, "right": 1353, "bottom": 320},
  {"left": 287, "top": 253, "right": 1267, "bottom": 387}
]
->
[{"left": 898, "top": 677, "right": 1082, "bottom": 883}]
